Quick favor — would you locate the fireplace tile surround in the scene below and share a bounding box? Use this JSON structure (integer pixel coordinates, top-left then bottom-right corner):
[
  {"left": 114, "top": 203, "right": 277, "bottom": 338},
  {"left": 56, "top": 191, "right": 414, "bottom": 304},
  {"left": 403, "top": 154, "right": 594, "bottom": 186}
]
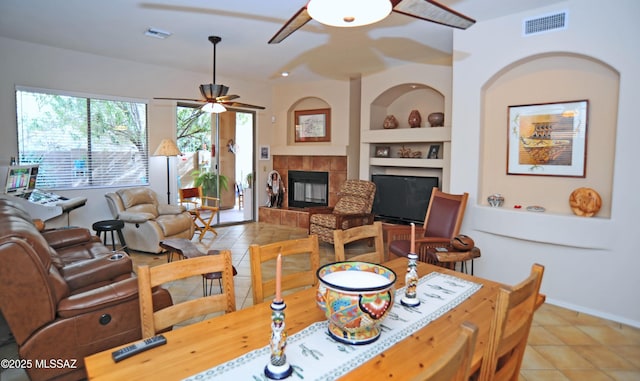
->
[{"left": 258, "top": 155, "right": 347, "bottom": 229}]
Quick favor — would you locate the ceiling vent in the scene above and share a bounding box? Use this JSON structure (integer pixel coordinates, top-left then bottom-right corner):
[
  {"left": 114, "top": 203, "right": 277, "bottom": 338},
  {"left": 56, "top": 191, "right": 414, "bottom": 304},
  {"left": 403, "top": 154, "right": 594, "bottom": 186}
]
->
[{"left": 523, "top": 11, "right": 567, "bottom": 36}]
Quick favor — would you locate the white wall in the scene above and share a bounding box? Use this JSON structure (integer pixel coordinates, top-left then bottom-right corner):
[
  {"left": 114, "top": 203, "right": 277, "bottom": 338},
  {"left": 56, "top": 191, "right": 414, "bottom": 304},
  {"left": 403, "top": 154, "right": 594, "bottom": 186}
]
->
[
  {"left": 0, "top": 36, "right": 271, "bottom": 229},
  {"left": 451, "top": 0, "right": 640, "bottom": 326}
]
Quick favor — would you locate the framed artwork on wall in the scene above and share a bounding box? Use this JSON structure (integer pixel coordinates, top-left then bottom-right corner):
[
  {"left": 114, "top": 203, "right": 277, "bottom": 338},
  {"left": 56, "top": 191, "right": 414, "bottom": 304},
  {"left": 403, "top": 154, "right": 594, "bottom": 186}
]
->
[
  {"left": 259, "top": 145, "right": 270, "bottom": 160},
  {"left": 294, "top": 108, "right": 331, "bottom": 142},
  {"left": 507, "top": 100, "right": 588, "bottom": 177}
]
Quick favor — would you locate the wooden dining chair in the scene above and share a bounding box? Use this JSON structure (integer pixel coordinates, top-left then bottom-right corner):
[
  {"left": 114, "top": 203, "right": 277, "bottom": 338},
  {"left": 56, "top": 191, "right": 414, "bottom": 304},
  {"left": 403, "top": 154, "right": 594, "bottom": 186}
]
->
[
  {"left": 137, "top": 251, "right": 236, "bottom": 338},
  {"left": 333, "top": 221, "right": 385, "bottom": 263},
  {"left": 477, "top": 263, "right": 545, "bottom": 381},
  {"left": 178, "top": 186, "right": 219, "bottom": 241},
  {"left": 249, "top": 235, "right": 320, "bottom": 305},
  {"left": 410, "top": 321, "right": 478, "bottom": 381}
]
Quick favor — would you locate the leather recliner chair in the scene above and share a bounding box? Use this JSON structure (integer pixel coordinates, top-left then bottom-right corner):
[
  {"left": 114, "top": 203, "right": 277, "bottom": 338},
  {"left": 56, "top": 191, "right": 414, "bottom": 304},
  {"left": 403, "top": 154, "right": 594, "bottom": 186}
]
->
[
  {"left": 105, "top": 187, "right": 195, "bottom": 253},
  {"left": 0, "top": 198, "right": 173, "bottom": 381}
]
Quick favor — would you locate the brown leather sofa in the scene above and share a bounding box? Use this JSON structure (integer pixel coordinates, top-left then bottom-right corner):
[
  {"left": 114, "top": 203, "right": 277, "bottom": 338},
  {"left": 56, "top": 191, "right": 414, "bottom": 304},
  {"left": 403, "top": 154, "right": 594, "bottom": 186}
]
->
[
  {"left": 0, "top": 198, "right": 172, "bottom": 381},
  {"left": 105, "top": 187, "right": 195, "bottom": 253}
]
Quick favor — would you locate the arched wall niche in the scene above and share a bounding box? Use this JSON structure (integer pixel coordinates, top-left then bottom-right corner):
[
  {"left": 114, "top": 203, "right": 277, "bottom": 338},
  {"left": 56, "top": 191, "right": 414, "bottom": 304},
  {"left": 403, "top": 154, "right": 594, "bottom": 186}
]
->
[
  {"left": 479, "top": 52, "right": 619, "bottom": 218},
  {"left": 287, "top": 96, "right": 331, "bottom": 145},
  {"left": 370, "top": 83, "right": 445, "bottom": 130}
]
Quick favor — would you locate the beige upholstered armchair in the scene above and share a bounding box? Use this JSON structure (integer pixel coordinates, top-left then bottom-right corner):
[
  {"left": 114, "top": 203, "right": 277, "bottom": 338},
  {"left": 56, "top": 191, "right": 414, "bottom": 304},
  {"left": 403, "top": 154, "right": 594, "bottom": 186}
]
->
[
  {"left": 105, "top": 187, "right": 195, "bottom": 253},
  {"left": 308, "top": 180, "right": 376, "bottom": 244}
]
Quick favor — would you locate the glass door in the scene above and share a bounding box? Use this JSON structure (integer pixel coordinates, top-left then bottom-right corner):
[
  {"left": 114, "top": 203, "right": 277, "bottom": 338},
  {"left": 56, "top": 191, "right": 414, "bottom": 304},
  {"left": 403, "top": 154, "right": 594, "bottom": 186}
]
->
[
  {"left": 176, "top": 105, "right": 254, "bottom": 226},
  {"left": 216, "top": 110, "right": 254, "bottom": 224}
]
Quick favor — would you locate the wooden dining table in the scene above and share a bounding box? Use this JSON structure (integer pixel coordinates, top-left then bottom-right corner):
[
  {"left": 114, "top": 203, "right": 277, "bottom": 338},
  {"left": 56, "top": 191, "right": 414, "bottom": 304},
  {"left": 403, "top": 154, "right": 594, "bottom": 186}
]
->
[{"left": 84, "top": 258, "right": 504, "bottom": 380}]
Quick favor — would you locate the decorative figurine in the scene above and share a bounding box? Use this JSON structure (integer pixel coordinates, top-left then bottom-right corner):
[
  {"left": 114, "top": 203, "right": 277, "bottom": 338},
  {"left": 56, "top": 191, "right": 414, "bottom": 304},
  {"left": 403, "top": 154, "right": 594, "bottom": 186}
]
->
[
  {"left": 383, "top": 115, "right": 398, "bottom": 129},
  {"left": 400, "top": 223, "right": 420, "bottom": 307},
  {"left": 264, "top": 300, "right": 293, "bottom": 380},
  {"left": 408, "top": 110, "right": 422, "bottom": 128},
  {"left": 266, "top": 170, "right": 285, "bottom": 208},
  {"left": 264, "top": 254, "right": 293, "bottom": 380}
]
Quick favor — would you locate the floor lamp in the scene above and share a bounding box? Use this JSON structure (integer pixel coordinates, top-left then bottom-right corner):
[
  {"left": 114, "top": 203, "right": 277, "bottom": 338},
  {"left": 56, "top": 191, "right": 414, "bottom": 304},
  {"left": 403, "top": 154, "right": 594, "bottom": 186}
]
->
[{"left": 153, "top": 139, "right": 182, "bottom": 204}]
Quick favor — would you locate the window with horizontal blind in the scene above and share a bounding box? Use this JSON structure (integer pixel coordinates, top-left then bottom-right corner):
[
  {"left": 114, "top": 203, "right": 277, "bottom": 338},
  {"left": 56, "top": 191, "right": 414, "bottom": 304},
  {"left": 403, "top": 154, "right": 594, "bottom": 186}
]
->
[{"left": 16, "top": 87, "right": 149, "bottom": 190}]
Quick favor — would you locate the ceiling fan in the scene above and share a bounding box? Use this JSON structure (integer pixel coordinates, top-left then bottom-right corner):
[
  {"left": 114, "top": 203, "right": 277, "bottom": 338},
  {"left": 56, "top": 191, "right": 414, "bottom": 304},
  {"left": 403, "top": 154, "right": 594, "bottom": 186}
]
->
[
  {"left": 155, "top": 36, "right": 265, "bottom": 112},
  {"left": 269, "top": 0, "right": 476, "bottom": 44}
]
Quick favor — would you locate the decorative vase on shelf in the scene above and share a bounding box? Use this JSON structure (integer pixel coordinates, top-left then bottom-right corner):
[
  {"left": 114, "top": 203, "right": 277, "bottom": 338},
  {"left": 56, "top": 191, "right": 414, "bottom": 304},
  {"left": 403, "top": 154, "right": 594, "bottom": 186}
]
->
[
  {"left": 383, "top": 115, "right": 398, "bottom": 129},
  {"left": 408, "top": 110, "right": 421, "bottom": 128},
  {"left": 428, "top": 112, "right": 444, "bottom": 127}
]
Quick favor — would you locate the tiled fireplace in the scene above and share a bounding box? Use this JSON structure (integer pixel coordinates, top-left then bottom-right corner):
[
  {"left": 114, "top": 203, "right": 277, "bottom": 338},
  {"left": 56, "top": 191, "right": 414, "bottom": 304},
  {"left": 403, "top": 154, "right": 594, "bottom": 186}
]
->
[{"left": 258, "top": 155, "right": 347, "bottom": 229}]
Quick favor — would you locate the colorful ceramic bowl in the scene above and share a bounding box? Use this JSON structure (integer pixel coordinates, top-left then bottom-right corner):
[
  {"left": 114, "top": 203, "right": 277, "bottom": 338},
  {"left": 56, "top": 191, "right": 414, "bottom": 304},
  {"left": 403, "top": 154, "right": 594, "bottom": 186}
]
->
[{"left": 316, "top": 261, "right": 396, "bottom": 345}]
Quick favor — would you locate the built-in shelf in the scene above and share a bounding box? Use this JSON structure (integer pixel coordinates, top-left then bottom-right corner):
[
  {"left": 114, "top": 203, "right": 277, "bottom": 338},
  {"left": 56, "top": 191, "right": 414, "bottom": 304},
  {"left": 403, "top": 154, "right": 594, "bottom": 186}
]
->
[
  {"left": 362, "top": 127, "right": 451, "bottom": 143},
  {"left": 361, "top": 84, "right": 451, "bottom": 190},
  {"left": 369, "top": 158, "right": 444, "bottom": 168},
  {"left": 469, "top": 205, "right": 611, "bottom": 249}
]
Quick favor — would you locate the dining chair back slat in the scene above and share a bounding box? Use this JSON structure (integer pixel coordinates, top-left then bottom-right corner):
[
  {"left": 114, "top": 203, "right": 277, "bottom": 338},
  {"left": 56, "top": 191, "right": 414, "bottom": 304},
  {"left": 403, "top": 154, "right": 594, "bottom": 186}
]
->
[
  {"left": 249, "top": 235, "right": 320, "bottom": 305},
  {"left": 333, "top": 221, "right": 385, "bottom": 263},
  {"left": 410, "top": 321, "right": 478, "bottom": 381},
  {"left": 478, "top": 263, "right": 544, "bottom": 381},
  {"left": 137, "top": 251, "right": 236, "bottom": 338}
]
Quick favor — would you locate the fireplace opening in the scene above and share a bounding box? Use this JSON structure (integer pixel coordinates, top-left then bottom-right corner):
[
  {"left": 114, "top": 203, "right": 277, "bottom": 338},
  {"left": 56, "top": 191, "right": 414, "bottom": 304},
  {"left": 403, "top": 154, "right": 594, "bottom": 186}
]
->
[{"left": 288, "top": 170, "right": 328, "bottom": 208}]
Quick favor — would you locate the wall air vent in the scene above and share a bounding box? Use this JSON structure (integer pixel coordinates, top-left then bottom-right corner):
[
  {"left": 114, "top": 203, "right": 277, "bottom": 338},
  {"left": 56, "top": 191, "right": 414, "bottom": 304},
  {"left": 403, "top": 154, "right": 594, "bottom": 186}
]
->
[{"left": 523, "top": 11, "right": 567, "bottom": 36}]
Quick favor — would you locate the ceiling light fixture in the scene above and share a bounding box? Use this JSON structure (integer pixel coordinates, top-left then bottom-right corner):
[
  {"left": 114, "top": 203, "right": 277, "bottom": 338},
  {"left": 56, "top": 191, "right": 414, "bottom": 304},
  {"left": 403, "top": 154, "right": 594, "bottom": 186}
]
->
[
  {"left": 307, "top": 0, "right": 392, "bottom": 27},
  {"left": 202, "top": 102, "right": 227, "bottom": 113},
  {"left": 281, "top": 71, "right": 290, "bottom": 77}
]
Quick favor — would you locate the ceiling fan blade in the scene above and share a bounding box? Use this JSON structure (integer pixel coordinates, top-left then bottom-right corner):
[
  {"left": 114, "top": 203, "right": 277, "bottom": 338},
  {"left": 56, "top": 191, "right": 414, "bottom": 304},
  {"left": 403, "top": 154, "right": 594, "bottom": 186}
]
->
[
  {"left": 221, "top": 101, "right": 266, "bottom": 110},
  {"left": 268, "top": 6, "right": 313, "bottom": 44},
  {"left": 392, "top": 0, "right": 475, "bottom": 29},
  {"left": 215, "top": 94, "right": 240, "bottom": 102},
  {"left": 154, "top": 97, "right": 206, "bottom": 102}
]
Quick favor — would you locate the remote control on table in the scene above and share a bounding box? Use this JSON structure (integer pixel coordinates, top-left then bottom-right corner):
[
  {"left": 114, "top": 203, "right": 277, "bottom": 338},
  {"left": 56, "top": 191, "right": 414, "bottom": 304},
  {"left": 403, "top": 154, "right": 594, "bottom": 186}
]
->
[{"left": 111, "top": 335, "right": 167, "bottom": 362}]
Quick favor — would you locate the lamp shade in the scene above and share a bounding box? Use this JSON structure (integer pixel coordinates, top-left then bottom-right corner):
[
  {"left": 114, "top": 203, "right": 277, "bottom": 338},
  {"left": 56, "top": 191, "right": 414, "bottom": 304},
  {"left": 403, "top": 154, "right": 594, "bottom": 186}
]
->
[
  {"left": 153, "top": 139, "right": 181, "bottom": 157},
  {"left": 202, "top": 102, "right": 227, "bottom": 114},
  {"left": 307, "top": 0, "right": 392, "bottom": 27}
]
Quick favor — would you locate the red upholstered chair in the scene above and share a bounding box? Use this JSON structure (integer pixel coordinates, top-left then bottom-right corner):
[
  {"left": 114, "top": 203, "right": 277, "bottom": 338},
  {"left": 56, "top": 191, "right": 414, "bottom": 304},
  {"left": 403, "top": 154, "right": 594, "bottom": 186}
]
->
[
  {"left": 308, "top": 180, "right": 376, "bottom": 244},
  {"left": 386, "top": 188, "right": 468, "bottom": 264}
]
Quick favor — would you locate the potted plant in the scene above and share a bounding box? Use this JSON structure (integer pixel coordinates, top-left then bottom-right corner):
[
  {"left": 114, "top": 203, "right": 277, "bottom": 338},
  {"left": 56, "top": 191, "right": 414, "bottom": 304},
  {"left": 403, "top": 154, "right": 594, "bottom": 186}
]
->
[{"left": 191, "top": 170, "right": 229, "bottom": 206}]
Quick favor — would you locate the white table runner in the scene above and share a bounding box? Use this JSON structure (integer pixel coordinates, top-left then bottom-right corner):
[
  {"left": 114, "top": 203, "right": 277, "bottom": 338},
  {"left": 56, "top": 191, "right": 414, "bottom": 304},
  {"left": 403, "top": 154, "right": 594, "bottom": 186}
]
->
[{"left": 184, "top": 272, "right": 481, "bottom": 381}]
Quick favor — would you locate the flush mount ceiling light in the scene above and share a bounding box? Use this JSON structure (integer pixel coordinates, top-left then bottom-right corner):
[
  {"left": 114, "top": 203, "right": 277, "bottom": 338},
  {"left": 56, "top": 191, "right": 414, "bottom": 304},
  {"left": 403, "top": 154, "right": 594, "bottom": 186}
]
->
[
  {"left": 269, "top": 0, "right": 475, "bottom": 44},
  {"left": 307, "top": 0, "right": 391, "bottom": 27}
]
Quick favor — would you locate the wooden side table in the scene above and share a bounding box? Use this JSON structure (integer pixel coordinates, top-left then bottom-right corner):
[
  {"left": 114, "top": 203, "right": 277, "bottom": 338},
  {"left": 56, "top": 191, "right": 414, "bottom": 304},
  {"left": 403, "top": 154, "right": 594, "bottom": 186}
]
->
[
  {"left": 159, "top": 238, "right": 238, "bottom": 295},
  {"left": 426, "top": 247, "right": 481, "bottom": 275}
]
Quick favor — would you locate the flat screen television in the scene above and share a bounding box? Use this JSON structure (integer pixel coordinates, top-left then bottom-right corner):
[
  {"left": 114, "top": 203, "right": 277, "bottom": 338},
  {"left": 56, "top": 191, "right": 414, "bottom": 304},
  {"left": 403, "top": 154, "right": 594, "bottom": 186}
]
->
[{"left": 371, "top": 174, "right": 438, "bottom": 224}]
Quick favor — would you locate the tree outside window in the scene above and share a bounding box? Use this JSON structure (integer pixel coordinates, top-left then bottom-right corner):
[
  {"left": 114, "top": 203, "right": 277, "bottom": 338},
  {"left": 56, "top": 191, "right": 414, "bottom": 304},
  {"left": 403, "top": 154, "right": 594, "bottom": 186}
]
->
[{"left": 16, "top": 89, "right": 148, "bottom": 190}]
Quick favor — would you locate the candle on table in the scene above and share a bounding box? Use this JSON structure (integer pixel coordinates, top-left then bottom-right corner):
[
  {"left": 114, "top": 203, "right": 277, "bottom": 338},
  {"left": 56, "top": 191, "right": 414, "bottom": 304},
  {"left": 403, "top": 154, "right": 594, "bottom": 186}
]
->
[
  {"left": 410, "top": 222, "right": 415, "bottom": 253},
  {"left": 275, "top": 253, "right": 283, "bottom": 302}
]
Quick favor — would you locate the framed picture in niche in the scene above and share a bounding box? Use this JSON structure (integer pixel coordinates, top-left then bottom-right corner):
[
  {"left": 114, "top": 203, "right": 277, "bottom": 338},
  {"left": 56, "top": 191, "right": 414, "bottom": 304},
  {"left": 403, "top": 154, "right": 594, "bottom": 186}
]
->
[
  {"left": 428, "top": 145, "right": 440, "bottom": 159},
  {"left": 294, "top": 108, "right": 331, "bottom": 142},
  {"left": 375, "top": 146, "right": 390, "bottom": 158},
  {"left": 507, "top": 100, "right": 588, "bottom": 177}
]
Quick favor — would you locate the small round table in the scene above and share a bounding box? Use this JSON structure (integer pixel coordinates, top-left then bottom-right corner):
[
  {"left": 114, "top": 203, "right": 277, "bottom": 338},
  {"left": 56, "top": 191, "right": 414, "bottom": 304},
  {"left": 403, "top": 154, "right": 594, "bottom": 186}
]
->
[{"left": 92, "top": 220, "right": 128, "bottom": 253}]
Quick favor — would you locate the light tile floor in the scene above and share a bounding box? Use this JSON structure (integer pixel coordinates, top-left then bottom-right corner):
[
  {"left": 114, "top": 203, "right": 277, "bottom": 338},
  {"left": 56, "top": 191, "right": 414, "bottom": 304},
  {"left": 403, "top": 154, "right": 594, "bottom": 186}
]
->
[{"left": 1, "top": 222, "right": 639, "bottom": 380}]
